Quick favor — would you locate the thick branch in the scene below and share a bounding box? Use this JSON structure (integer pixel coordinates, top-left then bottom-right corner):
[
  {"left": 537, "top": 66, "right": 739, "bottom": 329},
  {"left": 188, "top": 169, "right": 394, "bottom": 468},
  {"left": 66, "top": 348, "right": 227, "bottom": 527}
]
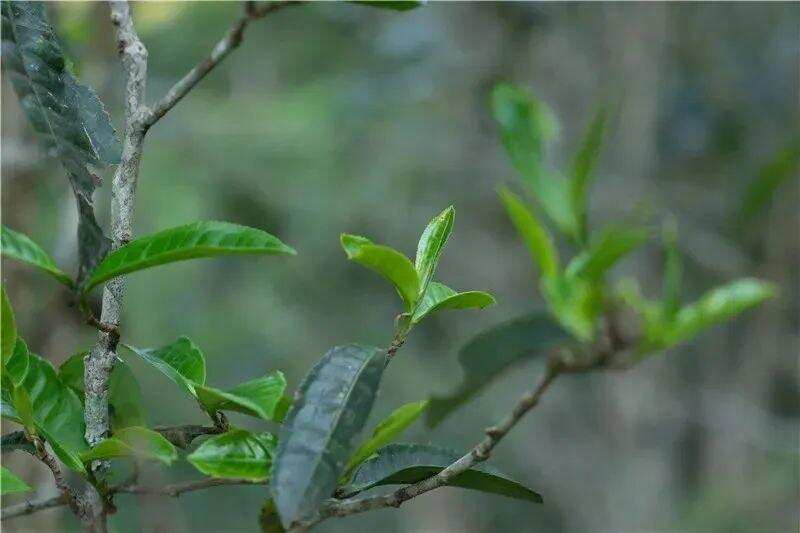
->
[
  {"left": 1, "top": 494, "right": 67, "bottom": 520},
  {"left": 113, "top": 477, "right": 264, "bottom": 498},
  {"left": 142, "top": 1, "right": 300, "bottom": 128}
]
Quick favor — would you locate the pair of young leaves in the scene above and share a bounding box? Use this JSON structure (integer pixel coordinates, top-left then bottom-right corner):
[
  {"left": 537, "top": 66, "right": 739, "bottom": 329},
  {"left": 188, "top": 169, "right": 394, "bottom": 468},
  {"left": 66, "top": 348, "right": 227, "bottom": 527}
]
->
[{"left": 341, "top": 205, "right": 495, "bottom": 327}]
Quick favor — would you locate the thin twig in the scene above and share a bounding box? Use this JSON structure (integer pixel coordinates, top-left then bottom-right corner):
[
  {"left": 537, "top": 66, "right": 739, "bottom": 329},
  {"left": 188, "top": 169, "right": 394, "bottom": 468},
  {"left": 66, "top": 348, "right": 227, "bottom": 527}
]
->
[
  {"left": 142, "top": 1, "right": 301, "bottom": 129},
  {"left": 1, "top": 494, "right": 67, "bottom": 520},
  {"left": 112, "top": 478, "right": 264, "bottom": 498},
  {"left": 154, "top": 424, "right": 223, "bottom": 449}
]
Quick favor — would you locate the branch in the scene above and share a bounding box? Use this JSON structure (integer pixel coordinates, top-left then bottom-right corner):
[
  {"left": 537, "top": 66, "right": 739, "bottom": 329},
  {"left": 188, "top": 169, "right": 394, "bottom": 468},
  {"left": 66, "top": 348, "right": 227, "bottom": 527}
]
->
[
  {"left": 141, "top": 1, "right": 301, "bottom": 129},
  {"left": 1, "top": 494, "right": 67, "bottom": 520},
  {"left": 113, "top": 477, "right": 264, "bottom": 498},
  {"left": 154, "top": 424, "right": 224, "bottom": 449}
]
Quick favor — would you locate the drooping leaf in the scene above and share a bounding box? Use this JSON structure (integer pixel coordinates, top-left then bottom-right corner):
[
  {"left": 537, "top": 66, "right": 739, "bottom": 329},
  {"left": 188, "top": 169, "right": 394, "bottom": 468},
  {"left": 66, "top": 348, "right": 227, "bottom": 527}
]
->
[
  {"left": 498, "top": 187, "right": 559, "bottom": 279},
  {"left": 570, "top": 105, "right": 608, "bottom": 244},
  {"left": 271, "top": 344, "right": 386, "bottom": 528},
  {"left": 84, "top": 221, "right": 295, "bottom": 292},
  {"left": 1, "top": 286, "right": 17, "bottom": 366},
  {"left": 1, "top": 226, "right": 73, "bottom": 287},
  {"left": 426, "top": 313, "right": 569, "bottom": 427},
  {"left": 189, "top": 429, "right": 277, "bottom": 481},
  {"left": 259, "top": 499, "right": 286, "bottom": 533},
  {"left": 492, "top": 84, "right": 577, "bottom": 240},
  {"left": 565, "top": 225, "right": 648, "bottom": 282},
  {"left": 59, "top": 353, "right": 146, "bottom": 429},
  {"left": 1, "top": 465, "right": 31, "bottom": 495},
  {"left": 341, "top": 234, "right": 420, "bottom": 310},
  {"left": 343, "top": 400, "right": 428, "bottom": 482},
  {"left": 2, "top": 1, "right": 119, "bottom": 282},
  {"left": 81, "top": 426, "right": 177, "bottom": 465},
  {"left": 349, "top": 0, "right": 423, "bottom": 10},
  {"left": 411, "top": 282, "right": 495, "bottom": 324},
  {"left": 657, "top": 278, "right": 776, "bottom": 350},
  {"left": 341, "top": 443, "right": 542, "bottom": 503},
  {"left": 196, "top": 371, "right": 287, "bottom": 422},
  {"left": 414, "top": 206, "right": 454, "bottom": 299},
  {"left": 123, "top": 337, "right": 206, "bottom": 398}
]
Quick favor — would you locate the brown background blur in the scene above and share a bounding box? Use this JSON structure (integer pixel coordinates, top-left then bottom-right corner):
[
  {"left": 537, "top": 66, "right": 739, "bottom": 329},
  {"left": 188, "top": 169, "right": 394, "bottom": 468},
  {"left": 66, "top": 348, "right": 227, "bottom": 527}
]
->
[{"left": 2, "top": 2, "right": 798, "bottom": 532}]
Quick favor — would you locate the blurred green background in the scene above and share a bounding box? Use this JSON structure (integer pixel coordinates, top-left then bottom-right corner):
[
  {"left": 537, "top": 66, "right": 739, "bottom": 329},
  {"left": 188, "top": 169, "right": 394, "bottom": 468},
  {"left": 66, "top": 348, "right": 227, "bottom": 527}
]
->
[{"left": 2, "top": 2, "right": 798, "bottom": 532}]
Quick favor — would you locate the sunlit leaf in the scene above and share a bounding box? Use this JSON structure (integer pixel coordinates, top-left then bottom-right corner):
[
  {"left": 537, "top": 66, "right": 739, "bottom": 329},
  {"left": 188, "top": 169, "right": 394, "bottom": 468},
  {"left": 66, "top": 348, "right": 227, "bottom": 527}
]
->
[
  {"left": 2, "top": 1, "right": 118, "bottom": 282},
  {"left": 341, "top": 443, "right": 542, "bottom": 503},
  {"left": 1, "top": 465, "right": 31, "bottom": 495},
  {"left": 196, "top": 371, "right": 287, "bottom": 422},
  {"left": 411, "top": 282, "right": 495, "bottom": 324},
  {"left": 189, "top": 429, "right": 276, "bottom": 481},
  {"left": 84, "top": 221, "right": 295, "bottom": 292},
  {"left": 426, "top": 313, "right": 569, "bottom": 427},
  {"left": 541, "top": 275, "right": 600, "bottom": 342},
  {"left": 1, "top": 286, "right": 16, "bottom": 366},
  {"left": 81, "top": 426, "right": 177, "bottom": 465},
  {"left": 1, "top": 226, "right": 73, "bottom": 287},
  {"left": 123, "top": 336, "right": 206, "bottom": 398},
  {"left": 272, "top": 344, "right": 386, "bottom": 528},
  {"left": 414, "top": 206, "right": 454, "bottom": 299},
  {"left": 565, "top": 225, "right": 648, "bottom": 282},
  {"left": 341, "top": 234, "right": 420, "bottom": 310},
  {"left": 343, "top": 400, "right": 428, "bottom": 482},
  {"left": 570, "top": 105, "right": 608, "bottom": 244},
  {"left": 4, "top": 339, "right": 30, "bottom": 387},
  {"left": 498, "top": 187, "right": 559, "bottom": 279}
]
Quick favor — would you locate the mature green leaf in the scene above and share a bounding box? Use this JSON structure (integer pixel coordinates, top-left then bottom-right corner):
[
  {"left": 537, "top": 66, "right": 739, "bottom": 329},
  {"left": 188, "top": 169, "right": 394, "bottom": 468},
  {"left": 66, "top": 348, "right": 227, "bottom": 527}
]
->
[
  {"left": 492, "top": 84, "right": 577, "bottom": 239},
  {"left": 343, "top": 400, "right": 428, "bottom": 482},
  {"left": 660, "top": 278, "right": 776, "bottom": 349},
  {"left": 1, "top": 286, "right": 16, "bottom": 366},
  {"left": 81, "top": 426, "right": 177, "bottom": 465},
  {"left": 349, "top": 0, "right": 423, "bottom": 10},
  {"left": 565, "top": 226, "right": 648, "bottom": 282},
  {"left": 123, "top": 337, "right": 206, "bottom": 398},
  {"left": 1, "top": 465, "right": 31, "bottom": 495},
  {"left": 12, "top": 385, "right": 36, "bottom": 436},
  {"left": 84, "top": 221, "right": 295, "bottom": 292},
  {"left": 498, "top": 187, "right": 559, "bottom": 279},
  {"left": 411, "top": 282, "right": 495, "bottom": 324},
  {"left": 427, "top": 313, "right": 569, "bottom": 427},
  {"left": 738, "top": 137, "right": 800, "bottom": 223},
  {"left": 570, "top": 105, "right": 608, "bottom": 244},
  {"left": 196, "top": 371, "right": 287, "bottom": 422},
  {"left": 2, "top": 1, "right": 119, "bottom": 282},
  {"left": 59, "top": 353, "right": 146, "bottom": 429},
  {"left": 189, "top": 429, "right": 277, "bottom": 481},
  {"left": 414, "top": 206, "right": 454, "bottom": 299},
  {"left": 259, "top": 499, "right": 285, "bottom": 533},
  {"left": 4, "top": 339, "right": 30, "bottom": 387},
  {"left": 342, "top": 444, "right": 542, "bottom": 503},
  {"left": 341, "top": 234, "right": 420, "bottom": 310},
  {"left": 1, "top": 226, "right": 73, "bottom": 287},
  {"left": 272, "top": 344, "right": 386, "bottom": 528},
  {"left": 38, "top": 425, "right": 86, "bottom": 475},
  {"left": 661, "top": 220, "right": 682, "bottom": 321}
]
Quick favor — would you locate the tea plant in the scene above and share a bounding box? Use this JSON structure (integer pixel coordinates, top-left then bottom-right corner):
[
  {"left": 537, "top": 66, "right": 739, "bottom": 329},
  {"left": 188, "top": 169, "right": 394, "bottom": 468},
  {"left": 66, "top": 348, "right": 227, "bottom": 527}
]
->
[{"left": 0, "top": 2, "right": 775, "bottom": 532}]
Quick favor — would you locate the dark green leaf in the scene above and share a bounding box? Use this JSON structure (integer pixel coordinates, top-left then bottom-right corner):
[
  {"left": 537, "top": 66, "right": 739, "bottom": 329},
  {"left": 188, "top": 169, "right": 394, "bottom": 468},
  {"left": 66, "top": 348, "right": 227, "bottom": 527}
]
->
[
  {"left": 341, "top": 234, "right": 420, "bottom": 310},
  {"left": 81, "top": 426, "right": 177, "bottom": 465},
  {"left": 411, "top": 282, "right": 495, "bottom": 324},
  {"left": 123, "top": 337, "right": 206, "bottom": 398},
  {"left": 188, "top": 429, "right": 276, "bottom": 481},
  {"left": 349, "top": 0, "right": 423, "bottom": 10},
  {"left": 565, "top": 226, "right": 648, "bottom": 282},
  {"left": 343, "top": 400, "right": 428, "bottom": 482},
  {"left": 84, "top": 221, "right": 295, "bottom": 292},
  {"left": 2, "top": 1, "right": 118, "bottom": 282},
  {"left": 196, "top": 371, "right": 287, "bottom": 422},
  {"left": 271, "top": 344, "right": 386, "bottom": 528},
  {"left": 426, "top": 313, "right": 569, "bottom": 427},
  {"left": 498, "top": 187, "right": 559, "bottom": 279},
  {"left": 1, "top": 286, "right": 16, "bottom": 366},
  {"left": 342, "top": 443, "right": 542, "bottom": 503},
  {"left": 1, "top": 465, "right": 31, "bottom": 495},
  {"left": 570, "top": 105, "right": 608, "bottom": 244},
  {"left": 59, "top": 353, "right": 146, "bottom": 429},
  {"left": 414, "top": 206, "right": 454, "bottom": 299},
  {"left": 1, "top": 226, "right": 73, "bottom": 287}
]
